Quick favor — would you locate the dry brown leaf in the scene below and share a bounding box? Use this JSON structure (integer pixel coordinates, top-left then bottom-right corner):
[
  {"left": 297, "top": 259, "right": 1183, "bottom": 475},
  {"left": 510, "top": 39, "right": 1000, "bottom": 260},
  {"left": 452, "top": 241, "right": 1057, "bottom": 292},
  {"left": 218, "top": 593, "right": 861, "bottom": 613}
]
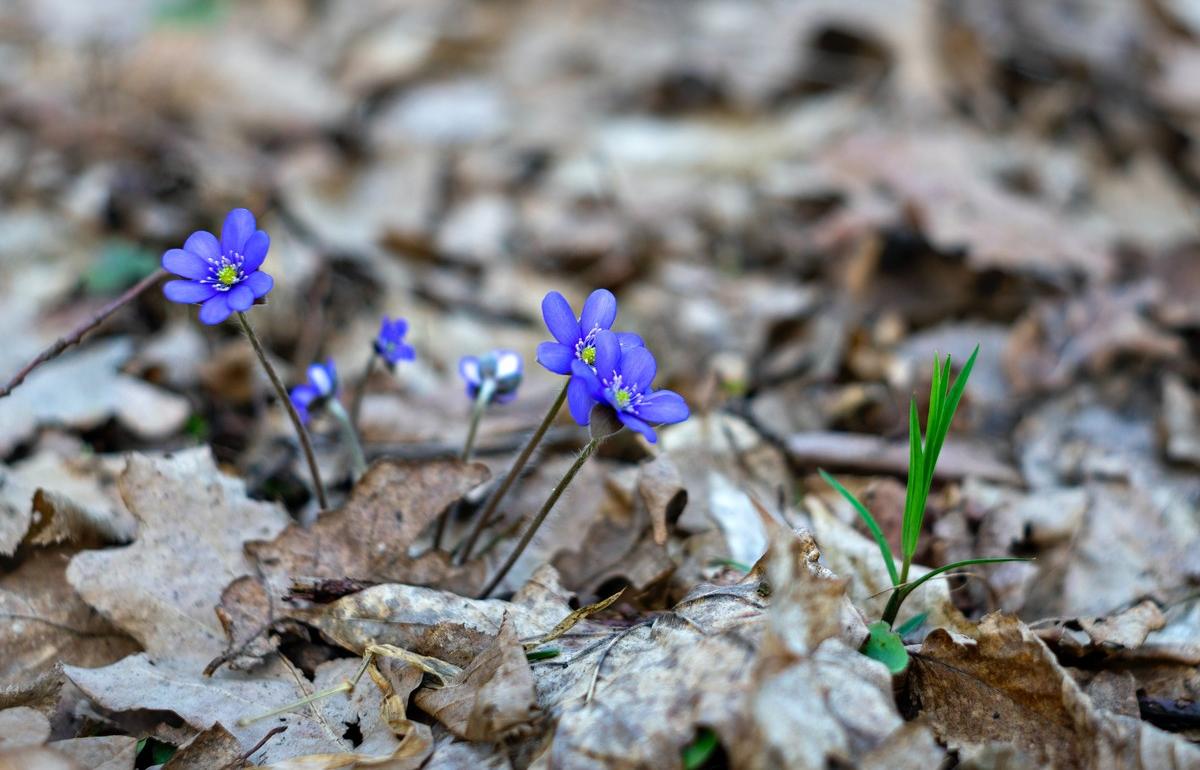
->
[
  {"left": 47, "top": 736, "right": 138, "bottom": 770},
  {"left": 246, "top": 458, "right": 489, "bottom": 594},
  {"left": 0, "top": 706, "right": 50, "bottom": 749},
  {"left": 67, "top": 449, "right": 290, "bottom": 663},
  {"left": 0, "top": 545, "right": 139, "bottom": 687},
  {"left": 0, "top": 747, "right": 86, "bottom": 770},
  {"left": 161, "top": 724, "right": 245, "bottom": 770},
  {"left": 522, "top": 589, "right": 624, "bottom": 650},
  {"left": 415, "top": 614, "right": 538, "bottom": 742},
  {"left": 910, "top": 613, "right": 1200, "bottom": 769},
  {"left": 65, "top": 655, "right": 400, "bottom": 766},
  {"left": 0, "top": 338, "right": 189, "bottom": 456}
]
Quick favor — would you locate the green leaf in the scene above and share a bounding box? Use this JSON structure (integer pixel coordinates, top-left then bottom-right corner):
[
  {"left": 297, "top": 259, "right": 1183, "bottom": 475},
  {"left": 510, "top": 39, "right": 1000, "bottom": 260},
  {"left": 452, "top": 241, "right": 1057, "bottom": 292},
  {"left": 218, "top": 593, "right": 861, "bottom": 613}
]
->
[
  {"left": 819, "top": 469, "right": 899, "bottom": 586},
  {"left": 861, "top": 620, "right": 909, "bottom": 674},
  {"left": 682, "top": 728, "right": 720, "bottom": 769},
  {"left": 83, "top": 241, "right": 158, "bottom": 295},
  {"left": 895, "top": 612, "right": 928, "bottom": 637},
  {"left": 709, "top": 558, "right": 751, "bottom": 573},
  {"left": 897, "top": 557, "right": 1031, "bottom": 607}
]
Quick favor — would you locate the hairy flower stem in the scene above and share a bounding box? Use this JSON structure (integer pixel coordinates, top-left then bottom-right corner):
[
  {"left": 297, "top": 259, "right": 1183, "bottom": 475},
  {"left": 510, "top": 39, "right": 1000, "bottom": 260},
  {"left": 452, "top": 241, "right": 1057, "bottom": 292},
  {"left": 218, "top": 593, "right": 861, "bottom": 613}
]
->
[
  {"left": 432, "top": 379, "right": 496, "bottom": 550},
  {"left": 349, "top": 354, "right": 375, "bottom": 431},
  {"left": 455, "top": 380, "right": 569, "bottom": 565},
  {"left": 237, "top": 312, "right": 329, "bottom": 510},
  {"left": 478, "top": 436, "right": 601, "bottom": 598},
  {"left": 328, "top": 399, "right": 367, "bottom": 479}
]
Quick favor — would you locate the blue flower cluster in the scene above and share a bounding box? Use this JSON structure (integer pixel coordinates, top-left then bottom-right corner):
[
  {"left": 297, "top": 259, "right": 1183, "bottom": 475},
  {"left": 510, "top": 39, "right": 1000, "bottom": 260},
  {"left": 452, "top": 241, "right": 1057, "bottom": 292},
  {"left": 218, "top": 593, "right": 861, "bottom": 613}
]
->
[
  {"left": 536, "top": 290, "right": 687, "bottom": 443},
  {"left": 162, "top": 209, "right": 687, "bottom": 442}
]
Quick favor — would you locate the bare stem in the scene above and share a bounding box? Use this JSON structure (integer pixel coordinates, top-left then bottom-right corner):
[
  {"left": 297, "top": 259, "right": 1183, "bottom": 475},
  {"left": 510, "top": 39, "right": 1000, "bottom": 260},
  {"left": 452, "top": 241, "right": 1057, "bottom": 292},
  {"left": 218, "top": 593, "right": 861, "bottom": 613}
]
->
[
  {"left": 328, "top": 399, "right": 367, "bottom": 479},
  {"left": 237, "top": 312, "right": 329, "bottom": 510},
  {"left": 478, "top": 436, "right": 600, "bottom": 598},
  {"left": 0, "top": 269, "right": 166, "bottom": 400},
  {"left": 455, "top": 380, "right": 568, "bottom": 565},
  {"left": 349, "top": 354, "right": 375, "bottom": 431}
]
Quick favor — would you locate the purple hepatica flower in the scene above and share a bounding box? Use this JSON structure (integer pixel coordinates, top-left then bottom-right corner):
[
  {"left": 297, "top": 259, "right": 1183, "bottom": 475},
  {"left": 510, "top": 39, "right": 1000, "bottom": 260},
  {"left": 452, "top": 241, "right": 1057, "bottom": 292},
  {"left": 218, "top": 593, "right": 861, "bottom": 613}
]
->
[
  {"left": 374, "top": 316, "right": 416, "bottom": 368},
  {"left": 570, "top": 330, "right": 689, "bottom": 443},
  {"left": 460, "top": 349, "right": 523, "bottom": 404},
  {"left": 290, "top": 360, "right": 338, "bottom": 425},
  {"left": 535, "top": 289, "right": 643, "bottom": 423},
  {"left": 161, "top": 208, "right": 274, "bottom": 325}
]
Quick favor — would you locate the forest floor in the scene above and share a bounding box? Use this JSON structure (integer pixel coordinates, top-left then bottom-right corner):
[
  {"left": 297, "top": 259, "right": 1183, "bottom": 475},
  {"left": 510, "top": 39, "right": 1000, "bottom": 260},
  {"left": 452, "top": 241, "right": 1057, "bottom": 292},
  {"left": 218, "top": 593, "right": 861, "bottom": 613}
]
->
[{"left": 2, "top": 1, "right": 1200, "bottom": 768}]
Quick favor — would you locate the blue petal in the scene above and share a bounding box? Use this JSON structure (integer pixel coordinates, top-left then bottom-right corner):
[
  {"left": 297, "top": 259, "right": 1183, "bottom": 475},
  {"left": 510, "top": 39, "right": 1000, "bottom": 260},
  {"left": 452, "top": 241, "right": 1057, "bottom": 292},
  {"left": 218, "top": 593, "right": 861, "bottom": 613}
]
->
[
  {"left": 198, "top": 293, "right": 232, "bottom": 325},
  {"left": 570, "top": 359, "right": 605, "bottom": 399},
  {"left": 536, "top": 342, "right": 574, "bottom": 375},
  {"left": 567, "top": 375, "right": 595, "bottom": 425},
  {"left": 291, "top": 384, "right": 319, "bottom": 408},
  {"left": 226, "top": 284, "right": 254, "bottom": 312},
  {"left": 162, "top": 248, "right": 209, "bottom": 279},
  {"left": 241, "top": 230, "right": 270, "bottom": 272},
  {"left": 620, "top": 346, "right": 656, "bottom": 392},
  {"left": 243, "top": 271, "right": 274, "bottom": 299},
  {"left": 163, "top": 279, "right": 217, "bottom": 304},
  {"left": 616, "top": 332, "right": 644, "bottom": 349},
  {"left": 580, "top": 289, "right": 617, "bottom": 332},
  {"left": 635, "top": 390, "right": 689, "bottom": 424},
  {"left": 494, "top": 350, "right": 523, "bottom": 379},
  {"left": 618, "top": 411, "right": 657, "bottom": 443},
  {"left": 183, "top": 231, "right": 220, "bottom": 262},
  {"left": 459, "top": 356, "right": 482, "bottom": 386},
  {"left": 541, "top": 291, "right": 580, "bottom": 345},
  {"left": 592, "top": 330, "right": 620, "bottom": 379},
  {"left": 221, "top": 208, "right": 257, "bottom": 254}
]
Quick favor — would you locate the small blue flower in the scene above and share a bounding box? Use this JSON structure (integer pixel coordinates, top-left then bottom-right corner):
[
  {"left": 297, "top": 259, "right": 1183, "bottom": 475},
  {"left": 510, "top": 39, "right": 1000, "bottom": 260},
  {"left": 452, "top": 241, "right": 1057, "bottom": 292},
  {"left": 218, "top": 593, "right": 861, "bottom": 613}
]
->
[
  {"left": 162, "top": 208, "right": 275, "bottom": 325},
  {"left": 535, "top": 289, "right": 643, "bottom": 424},
  {"left": 290, "top": 360, "right": 338, "bottom": 425},
  {"left": 460, "top": 349, "right": 523, "bottom": 404},
  {"left": 374, "top": 316, "right": 416, "bottom": 367},
  {"left": 569, "top": 331, "right": 689, "bottom": 443}
]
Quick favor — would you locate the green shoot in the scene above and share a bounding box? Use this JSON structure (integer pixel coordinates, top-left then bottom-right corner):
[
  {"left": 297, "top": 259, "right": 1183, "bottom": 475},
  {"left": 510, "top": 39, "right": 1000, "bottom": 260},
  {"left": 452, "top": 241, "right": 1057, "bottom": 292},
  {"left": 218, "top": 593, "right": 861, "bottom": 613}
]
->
[
  {"left": 819, "top": 345, "right": 1028, "bottom": 642},
  {"left": 682, "top": 728, "right": 720, "bottom": 769}
]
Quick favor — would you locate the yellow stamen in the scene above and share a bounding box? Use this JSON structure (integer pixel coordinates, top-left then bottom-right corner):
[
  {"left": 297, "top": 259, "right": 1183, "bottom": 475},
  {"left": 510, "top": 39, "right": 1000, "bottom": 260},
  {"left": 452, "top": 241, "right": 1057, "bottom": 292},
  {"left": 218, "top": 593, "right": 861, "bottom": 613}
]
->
[{"left": 581, "top": 346, "right": 596, "bottom": 365}]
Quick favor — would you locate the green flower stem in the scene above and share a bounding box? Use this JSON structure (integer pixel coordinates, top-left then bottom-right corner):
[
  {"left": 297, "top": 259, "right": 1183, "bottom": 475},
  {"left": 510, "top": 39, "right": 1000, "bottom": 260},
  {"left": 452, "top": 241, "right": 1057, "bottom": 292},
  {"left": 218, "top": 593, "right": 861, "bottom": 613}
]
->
[
  {"left": 349, "top": 354, "right": 375, "bottom": 431},
  {"left": 327, "top": 399, "right": 367, "bottom": 479},
  {"left": 477, "top": 436, "right": 601, "bottom": 598},
  {"left": 462, "top": 379, "right": 496, "bottom": 463},
  {"left": 433, "top": 378, "right": 496, "bottom": 550},
  {"left": 455, "top": 380, "right": 569, "bottom": 566},
  {"left": 237, "top": 312, "right": 328, "bottom": 510}
]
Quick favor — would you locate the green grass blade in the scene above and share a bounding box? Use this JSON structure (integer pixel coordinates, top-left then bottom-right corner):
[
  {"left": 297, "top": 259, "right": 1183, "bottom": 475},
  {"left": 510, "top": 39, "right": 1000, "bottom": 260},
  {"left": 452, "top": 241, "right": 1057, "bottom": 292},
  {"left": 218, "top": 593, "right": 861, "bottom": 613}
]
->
[
  {"left": 819, "top": 469, "right": 899, "bottom": 586},
  {"left": 897, "top": 556, "right": 1030, "bottom": 604},
  {"left": 901, "top": 398, "right": 924, "bottom": 563},
  {"left": 927, "top": 345, "right": 978, "bottom": 470}
]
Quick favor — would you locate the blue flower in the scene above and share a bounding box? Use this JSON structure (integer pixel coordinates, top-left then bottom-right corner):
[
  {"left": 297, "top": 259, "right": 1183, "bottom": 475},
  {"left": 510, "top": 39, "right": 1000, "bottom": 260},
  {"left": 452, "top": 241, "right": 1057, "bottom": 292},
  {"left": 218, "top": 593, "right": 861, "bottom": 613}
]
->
[
  {"left": 460, "top": 349, "right": 523, "bottom": 404},
  {"left": 570, "top": 331, "right": 689, "bottom": 443},
  {"left": 535, "top": 289, "right": 643, "bottom": 424},
  {"left": 374, "top": 316, "right": 416, "bottom": 367},
  {"left": 162, "top": 208, "right": 275, "bottom": 325},
  {"left": 290, "top": 360, "right": 338, "bottom": 425}
]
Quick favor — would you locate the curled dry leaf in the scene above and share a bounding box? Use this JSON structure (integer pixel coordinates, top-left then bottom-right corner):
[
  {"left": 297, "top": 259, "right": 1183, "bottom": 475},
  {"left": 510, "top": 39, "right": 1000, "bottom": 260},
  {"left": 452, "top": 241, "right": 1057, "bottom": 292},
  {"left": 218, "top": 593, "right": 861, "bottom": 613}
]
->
[
  {"left": 908, "top": 613, "right": 1200, "bottom": 769},
  {"left": 161, "top": 724, "right": 244, "bottom": 770},
  {"left": 67, "top": 449, "right": 290, "bottom": 663},
  {"left": 414, "top": 614, "right": 538, "bottom": 742}
]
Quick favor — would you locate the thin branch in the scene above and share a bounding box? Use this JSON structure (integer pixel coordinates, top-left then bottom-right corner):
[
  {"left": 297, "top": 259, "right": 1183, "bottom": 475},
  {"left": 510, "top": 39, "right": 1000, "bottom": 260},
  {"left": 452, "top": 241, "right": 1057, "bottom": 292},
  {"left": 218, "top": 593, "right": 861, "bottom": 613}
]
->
[{"left": 0, "top": 269, "right": 166, "bottom": 399}]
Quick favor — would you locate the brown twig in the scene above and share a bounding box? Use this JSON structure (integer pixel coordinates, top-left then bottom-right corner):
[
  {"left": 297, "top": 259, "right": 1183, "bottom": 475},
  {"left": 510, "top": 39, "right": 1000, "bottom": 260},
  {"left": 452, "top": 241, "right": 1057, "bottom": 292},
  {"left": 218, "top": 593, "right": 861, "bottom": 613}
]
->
[
  {"left": 220, "top": 725, "right": 286, "bottom": 769},
  {"left": 0, "top": 268, "right": 165, "bottom": 399}
]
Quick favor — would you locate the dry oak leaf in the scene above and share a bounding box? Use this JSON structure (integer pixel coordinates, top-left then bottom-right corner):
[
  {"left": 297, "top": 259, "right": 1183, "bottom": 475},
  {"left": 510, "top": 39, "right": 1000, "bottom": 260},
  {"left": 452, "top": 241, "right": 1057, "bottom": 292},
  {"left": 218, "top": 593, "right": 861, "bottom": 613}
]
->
[
  {"left": 67, "top": 448, "right": 290, "bottom": 663},
  {"left": 910, "top": 613, "right": 1200, "bottom": 769}
]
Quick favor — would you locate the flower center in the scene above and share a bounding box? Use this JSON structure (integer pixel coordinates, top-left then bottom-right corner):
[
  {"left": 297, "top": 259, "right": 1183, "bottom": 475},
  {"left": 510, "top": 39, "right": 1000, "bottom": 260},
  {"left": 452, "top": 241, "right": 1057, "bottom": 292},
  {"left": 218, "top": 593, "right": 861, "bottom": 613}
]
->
[
  {"left": 614, "top": 388, "right": 631, "bottom": 408},
  {"left": 580, "top": 345, "right": 596, "bottom": 365},
  {"left": 217, "top": 264, "right": 238, "bottom": 286}
]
